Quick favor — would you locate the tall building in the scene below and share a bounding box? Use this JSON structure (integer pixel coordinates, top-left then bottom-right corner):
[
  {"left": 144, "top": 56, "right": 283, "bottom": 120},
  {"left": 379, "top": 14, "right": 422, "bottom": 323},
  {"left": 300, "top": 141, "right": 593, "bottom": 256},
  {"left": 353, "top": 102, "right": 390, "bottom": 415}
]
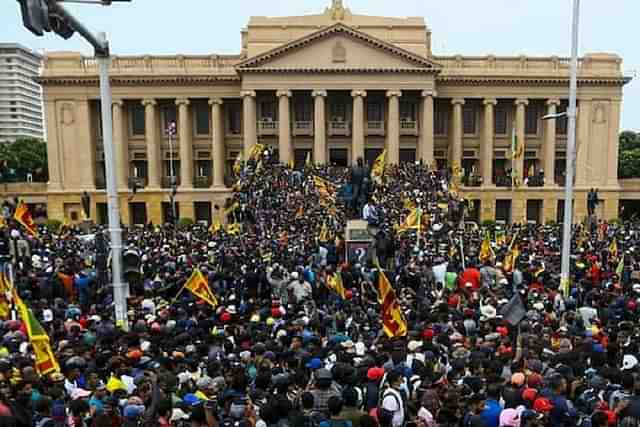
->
[
  {"left": 32, "top": 1, "right": 632, "bottom": 225},
  {"left": 0, "top": 43, "right": 44, "bottom": 143}
]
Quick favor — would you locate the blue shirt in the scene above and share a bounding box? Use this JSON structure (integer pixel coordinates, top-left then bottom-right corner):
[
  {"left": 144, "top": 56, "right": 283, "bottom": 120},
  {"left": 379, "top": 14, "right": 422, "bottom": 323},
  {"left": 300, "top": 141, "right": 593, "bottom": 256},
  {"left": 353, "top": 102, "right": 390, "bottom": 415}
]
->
[{"left": 481, "top": 399, "right": 502, "bottom": 427}]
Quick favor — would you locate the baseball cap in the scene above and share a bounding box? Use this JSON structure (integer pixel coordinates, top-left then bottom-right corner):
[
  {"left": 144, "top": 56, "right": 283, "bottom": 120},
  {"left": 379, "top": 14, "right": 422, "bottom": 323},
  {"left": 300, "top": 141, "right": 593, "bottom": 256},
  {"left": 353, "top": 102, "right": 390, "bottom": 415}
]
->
[
  {"left": 623, "top": 354, "right": 638, "bottom": 371},
  {"left": 533, "top": 397, "right": 554, "bottom": 413},
  {"left": 367, "top": 367, "right": 385, "bottom": 381},
  {"left": 522, "top": 387, "right": 538, "bottom": 402}
]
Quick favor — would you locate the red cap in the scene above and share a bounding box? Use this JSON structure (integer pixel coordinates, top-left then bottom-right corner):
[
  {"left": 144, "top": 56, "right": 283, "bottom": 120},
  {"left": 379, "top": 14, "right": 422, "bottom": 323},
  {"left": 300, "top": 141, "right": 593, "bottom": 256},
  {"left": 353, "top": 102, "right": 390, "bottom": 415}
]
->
[
  {"left": 423, "top": 329, "right": 434, "bottom": 340},
  {"left": 220, "top": 312, "right": 232, "bottom": 323},
  {"left": 522, "top": 388, "right": 538, "bottom": 402},
  {"left": 367, "top": 367, "right": 385, "bottom": 381},
  {"left": 533, "top": 397, "right": 554, "bottom": 413},
  {"left": 496, "top": 326, "right": 509, "bottom": 337}
]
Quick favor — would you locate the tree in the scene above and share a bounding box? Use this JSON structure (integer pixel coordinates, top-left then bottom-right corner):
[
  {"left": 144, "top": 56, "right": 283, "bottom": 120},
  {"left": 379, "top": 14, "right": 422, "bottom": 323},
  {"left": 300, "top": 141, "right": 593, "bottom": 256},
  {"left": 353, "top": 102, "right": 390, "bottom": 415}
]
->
[
  {"left": 0, "top": 138, "right": 48, "bottom": 182},
  {"left": 619, "top": 131, "right": 640, "bottom": 179}
]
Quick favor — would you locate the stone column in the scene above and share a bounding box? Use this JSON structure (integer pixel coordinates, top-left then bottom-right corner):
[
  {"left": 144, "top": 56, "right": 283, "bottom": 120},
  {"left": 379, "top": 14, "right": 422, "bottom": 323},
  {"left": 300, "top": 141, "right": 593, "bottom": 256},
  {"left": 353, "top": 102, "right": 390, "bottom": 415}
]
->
[
  {"left": 450, "top": 98, "right": 465, "bottom": 169},
  {"left": 607, "top": 98, "right": 621, "bottom": 187},
  {"left": 312, "top": 90, "right": 327, "bottom": 164},
  {"left": 44, "top": 100, "right": 62, "bottom": 190},
  {"left": 514, "top": 98, "right": 529, "bottom": 184},
  {"left": 112, "top": 99, "right": 128, "bottom": 191},
  {"left": 351, "top": 90, "right": 367, "bottom": 164},
  {"left": 482, "top": 98, "right": 497, "bottom": 186},
  {"left": 241, "top": 90, "right": 257, "bottom": 159},
  {"left": 420, "top": 90, "right": 435, "bottom": 167},
  {"left": 544, "top": 99, "right": 560, "bottom": 186},
  {"left": 209, "top": 98, "right": 225, "bottom": 188},
  {"left": 575, "top": 98, "right": 591, "bottom": 187},
  {"left": 176, "top": 98, "right": 193, "bottom": 189},
  {"left": 142, "top": 99, "right": 160, "bottom": 189},
  {"left": 386, "top": 90, "right": 402, "bottom": 164},
  {"left": 76, "top": 99, "right": 96, "bottom": 190},
  {"left": 277, "top": 90, "right": 292, "bottom": 165}
]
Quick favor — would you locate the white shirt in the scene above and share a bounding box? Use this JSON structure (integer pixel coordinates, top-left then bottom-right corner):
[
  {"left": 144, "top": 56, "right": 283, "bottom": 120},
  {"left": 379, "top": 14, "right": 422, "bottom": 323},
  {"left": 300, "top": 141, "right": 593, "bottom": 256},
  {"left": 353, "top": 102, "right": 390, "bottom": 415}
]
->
[{"left": 382, "top": 388, "right": 405, "bottom": 427}]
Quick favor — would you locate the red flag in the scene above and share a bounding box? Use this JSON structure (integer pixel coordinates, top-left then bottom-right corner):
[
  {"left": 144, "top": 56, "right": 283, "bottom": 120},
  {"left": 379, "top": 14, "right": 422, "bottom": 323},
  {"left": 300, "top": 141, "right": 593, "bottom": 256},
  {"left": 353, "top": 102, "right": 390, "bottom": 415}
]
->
[{"left": 14, "top": 202, "right": 37, "bottom": 236}]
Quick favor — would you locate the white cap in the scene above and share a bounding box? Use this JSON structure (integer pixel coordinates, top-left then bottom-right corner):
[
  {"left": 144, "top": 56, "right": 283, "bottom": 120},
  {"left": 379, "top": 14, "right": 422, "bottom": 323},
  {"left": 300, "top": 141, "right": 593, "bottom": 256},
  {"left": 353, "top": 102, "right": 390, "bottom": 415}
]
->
[
  {"left": 43, "top": 309, "right": 53, "bottom": 323},
  {"left": 623, "top": 354, "right": 638, "bottom": 371}
]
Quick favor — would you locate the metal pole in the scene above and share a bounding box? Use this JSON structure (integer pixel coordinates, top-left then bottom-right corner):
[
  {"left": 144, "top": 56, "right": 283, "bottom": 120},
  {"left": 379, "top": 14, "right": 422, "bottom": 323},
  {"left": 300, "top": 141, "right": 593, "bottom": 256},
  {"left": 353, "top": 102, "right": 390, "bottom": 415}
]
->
[
  {"left": 97, "top": 32, "right": 128, "bottom": 330},
  {"left": 560, "top": 0, "right": 580, "bottom": 297}
]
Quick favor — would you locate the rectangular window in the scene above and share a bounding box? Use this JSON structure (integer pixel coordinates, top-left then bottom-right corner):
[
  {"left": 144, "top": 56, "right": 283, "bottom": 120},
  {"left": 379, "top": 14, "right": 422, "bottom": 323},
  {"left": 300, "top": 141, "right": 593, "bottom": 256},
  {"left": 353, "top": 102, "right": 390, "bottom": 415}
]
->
[
  {"left": 130, "top": 103, "right": 146, "bottom": 136},
  {"left": 227, "top": 102, "right": 242, "bottom": 134},
  {"left": 294, "top": 99, "right": 312, "bottom": 122},
  {"left": 330, "top": 103, "right": 347, "bottom": 122},
  {"left": 259, "top": 101, "right": 276, "bottom": 121},
  {"left": 194, "top": 101, "right": 210, "bottom": 136},
  {"left": 463, "top": 105, "right": 476, "bottom": 134},
  {"left": 162, "top": 104, "right": 178, "bottom": 134},
  {"left": 434, "top": 105, "right": 448, "bottom": 135},
  {"left": 400, "top": 101, "right": 417, "bottom": 122},
  {"left": 525, "top": 104, "right": 539, "bottom": 135},
  {"left": 366, "top": 101, "right": 383, "bottom": 122},
  {"left": 556, "top": 101, "right": 568, "bottom": 135},
  {"left": 494, "top": 107, "right": 508, "bottom": 135}
]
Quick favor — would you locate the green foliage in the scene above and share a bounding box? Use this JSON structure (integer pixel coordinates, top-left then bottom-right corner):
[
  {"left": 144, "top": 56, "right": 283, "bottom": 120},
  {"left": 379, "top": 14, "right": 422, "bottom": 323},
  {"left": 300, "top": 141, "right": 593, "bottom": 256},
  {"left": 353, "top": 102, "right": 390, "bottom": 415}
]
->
[
  {"left": 177, "top": 218, "right": 194, "bottom": 229},
  {"left": 0, "top": 138, "right": 48, "bottom": 182},
  {"left": 45, "top": 219, "right": 62, "bottom": 233},
  {"left": 619, "top": 131, "right": 640, "bottom": 179}
]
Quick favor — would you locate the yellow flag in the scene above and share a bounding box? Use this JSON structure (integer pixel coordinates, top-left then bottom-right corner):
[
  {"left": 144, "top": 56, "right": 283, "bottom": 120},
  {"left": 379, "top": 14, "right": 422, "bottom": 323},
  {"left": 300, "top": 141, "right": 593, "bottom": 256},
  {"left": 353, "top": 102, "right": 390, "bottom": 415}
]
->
[
  {"left": 609, "top": 240, "right": 618, "bottom": 259},
  {"left": 503, "top": 245, "right": 521, "bottom": 273},
  {"left": 479, "top": 231, "right": 495, "bottom": 263},
  {"left": 326, "top": 272, "right": 346, "bottom": 299},
  {"left": 378, "top": 269, "right": 407, "bottom": 338},
  {"left": 224, "top": 202, "right": 240, "bottom": 216},
  {"left": 371, "top": 150, "right": 387, "bottom": 184},
  {"left": 226, "top": 223, "right": 241, "bottom": 236},
  {"left": 183, "top": 269, "right": 218, "bottom": 308},
  {"left": 397, "top": 208, "right": 422, "bottom": 234},
  {"left": 248, "top": 143, "right": 265, "bottom": 162},
  {"left": 209, "top": 219, "right": 222, "bottom": 234},
  {"left": 319, "top": 223, "right": 332, "bottom": 242},
  {"left": 403, "top": 198, "right": 416, "bottom": 210},
  {"left": 233, "top": 152, "right": 242, "bottom": 175}
]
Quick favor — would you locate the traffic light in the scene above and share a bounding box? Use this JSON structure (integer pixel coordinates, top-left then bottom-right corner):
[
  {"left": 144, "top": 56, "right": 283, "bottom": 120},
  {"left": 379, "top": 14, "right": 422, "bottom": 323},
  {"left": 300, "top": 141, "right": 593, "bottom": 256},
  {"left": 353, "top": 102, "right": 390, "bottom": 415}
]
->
[
  {"left": 16, "top": 0, "right": 49, "bottom": 36},
  {"left": 49, "top": 11, "right": 75, "bottom": 39}
]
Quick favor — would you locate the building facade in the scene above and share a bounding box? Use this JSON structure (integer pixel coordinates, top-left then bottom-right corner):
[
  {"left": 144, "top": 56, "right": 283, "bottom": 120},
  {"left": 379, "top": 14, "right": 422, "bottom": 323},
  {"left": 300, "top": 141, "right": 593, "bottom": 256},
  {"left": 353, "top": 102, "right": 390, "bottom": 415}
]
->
[
  {"left": 0, "top": 43, "right": 44, "bottom": 143},
  {"left": 36, "top": 1, "right": 630, "bottom": 225}
]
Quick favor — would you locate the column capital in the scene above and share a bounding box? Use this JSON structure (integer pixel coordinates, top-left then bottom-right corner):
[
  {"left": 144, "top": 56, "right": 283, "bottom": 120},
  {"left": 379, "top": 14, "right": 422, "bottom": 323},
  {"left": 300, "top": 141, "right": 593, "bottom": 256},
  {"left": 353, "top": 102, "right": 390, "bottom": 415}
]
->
[
  {"left": 240, "top": 90, "right": 256, "bottom": 98},
  {"left": 515, "top": 98, "right": 529, "bottom": 106},
  {"left": 276, "top": 89, "right": 292, "bottom": 98},
  {"left": 351, "top": 90, "right": 367, "bottom": 98},
  {"left": 451, "top": 98, "right": 466, "bottom": 106},
  {"left": 208, "top": 98, "right": 223, "bottom": 106},
  {"left": 421, "top": 90, "right": 437, "bottom": 98},
  {"left": 312, "top": 89, "right": 328, "bottom": 98},
  {"left": 175, "top": 98, "right": 191, "bottom": 107},
  {"left": 483, "top": 98, "right": 498, "bottom": 106},
  {"left": 386, "top": 90, "right": 402, "bottom": 98},
  {"left": 141, "top": 99, "right": 157, "bottom": 107},
  {"left": 112, "top": 99, "right": 124, "bottom": 108},
  {"left": 546, "top": 98, "right": 561, "bottom": 106}
]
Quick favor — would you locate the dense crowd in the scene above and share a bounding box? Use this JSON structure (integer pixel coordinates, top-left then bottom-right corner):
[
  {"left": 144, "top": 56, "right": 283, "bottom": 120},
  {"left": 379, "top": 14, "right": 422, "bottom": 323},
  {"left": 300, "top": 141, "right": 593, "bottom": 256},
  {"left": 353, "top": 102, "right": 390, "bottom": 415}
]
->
[{"left": 0, "top": 149, "right": 640, "bottom": 427}]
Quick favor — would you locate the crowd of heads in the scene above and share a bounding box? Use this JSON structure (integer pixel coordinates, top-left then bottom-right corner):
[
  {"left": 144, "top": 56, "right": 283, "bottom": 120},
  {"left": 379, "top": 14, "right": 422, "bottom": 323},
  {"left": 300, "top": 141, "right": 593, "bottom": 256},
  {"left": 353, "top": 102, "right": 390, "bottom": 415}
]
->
[{"left": 1, "top": 151, "right": 640, "bottom": 427}]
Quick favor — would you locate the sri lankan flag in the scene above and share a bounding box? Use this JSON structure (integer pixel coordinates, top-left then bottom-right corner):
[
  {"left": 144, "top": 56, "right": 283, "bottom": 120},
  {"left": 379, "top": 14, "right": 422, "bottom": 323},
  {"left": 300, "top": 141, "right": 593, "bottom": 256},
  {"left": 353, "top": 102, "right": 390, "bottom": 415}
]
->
[
  {"left": 371, "top": 150, "right": 387, "bottom": 185},
  {"left": 479, "top": 231, "right": 495, "bottom": 264},
  {"left": 0, "top": 265, "right": 12, "bottom": 320},
  {"left": 503, "top": 245, "right": 521, "bottom": 273},
  {"left": 14, "top": 202, "right": 37, "bottom": 236},
  {"left": 14, "top": 291, "right": 59, "bottom": 375},
  {"left": 183, "top": 269, "right": 218, "bottom": 308},
  {"left": 209, "top": 219, "right": 222, "bottom": 234},
  {"left": 377, "top": 269, "right": 407, "bottom": 338},
  {"left": 318, "top": 223, "right": 332, "bottom": 242},
  {"left": 233, "top": 152, "right": 242, "bottom": 175},
  {"left": 495, "top": 230, "right": 506, "bottom": 247},
  {"left": 609, "top": 239, "right": 618, "bottom": 259},
  {"left": 248, "top": 143, "right": 265, "bottom": 162},
  {"left": 225, "top": 223, "right": 241, "bottom": 236},
  {"left": 313, "top": 176, "right": 337, "bottom": 201},
  {"left": 397, "top": 208, "right": 423, "bottom": 234},
  {"left": 326, "top": 272, "right": 346, "bottom": 300}
]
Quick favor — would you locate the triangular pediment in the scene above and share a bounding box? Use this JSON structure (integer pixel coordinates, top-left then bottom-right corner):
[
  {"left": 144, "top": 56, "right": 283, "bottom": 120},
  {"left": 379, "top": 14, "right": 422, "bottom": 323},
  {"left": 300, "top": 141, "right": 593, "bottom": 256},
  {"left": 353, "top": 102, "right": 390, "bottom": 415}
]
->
[{"left": 236, "top": 23, "right": 441, "bottom": 73}]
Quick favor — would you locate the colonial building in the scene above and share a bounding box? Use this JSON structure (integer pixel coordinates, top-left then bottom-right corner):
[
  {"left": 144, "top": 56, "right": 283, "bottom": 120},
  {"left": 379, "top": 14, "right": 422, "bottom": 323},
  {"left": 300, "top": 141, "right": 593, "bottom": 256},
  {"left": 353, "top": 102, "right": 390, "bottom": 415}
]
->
[{"left": 36, "top": 0, "right": 630, "bottom": 225}]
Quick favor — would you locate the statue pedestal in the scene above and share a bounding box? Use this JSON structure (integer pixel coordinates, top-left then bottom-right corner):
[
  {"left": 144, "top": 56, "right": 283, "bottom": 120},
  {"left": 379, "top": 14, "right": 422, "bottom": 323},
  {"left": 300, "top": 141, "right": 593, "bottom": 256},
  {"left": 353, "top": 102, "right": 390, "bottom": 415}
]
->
[{"left": 345, "top": 220, "right": 374, "bottom": 265}]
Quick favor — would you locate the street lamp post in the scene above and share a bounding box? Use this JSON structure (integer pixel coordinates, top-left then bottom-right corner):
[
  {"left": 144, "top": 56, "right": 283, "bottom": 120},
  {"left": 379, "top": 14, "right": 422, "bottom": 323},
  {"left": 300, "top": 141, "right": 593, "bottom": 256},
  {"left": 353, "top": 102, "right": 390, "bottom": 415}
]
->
[
  {"left": 561, "top": 0, "right": 581, "bottom": 297},
  {"left": 166, "top": 121, "right": 177, "bottom": 224}
]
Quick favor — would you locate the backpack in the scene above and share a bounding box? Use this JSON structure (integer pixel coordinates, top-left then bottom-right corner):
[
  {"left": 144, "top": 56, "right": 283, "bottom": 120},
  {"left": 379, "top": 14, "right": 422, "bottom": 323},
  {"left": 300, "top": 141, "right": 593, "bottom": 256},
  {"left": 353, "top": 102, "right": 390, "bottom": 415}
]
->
[{"left": 378, "top": 388, "right": 405, "bottom": 426}]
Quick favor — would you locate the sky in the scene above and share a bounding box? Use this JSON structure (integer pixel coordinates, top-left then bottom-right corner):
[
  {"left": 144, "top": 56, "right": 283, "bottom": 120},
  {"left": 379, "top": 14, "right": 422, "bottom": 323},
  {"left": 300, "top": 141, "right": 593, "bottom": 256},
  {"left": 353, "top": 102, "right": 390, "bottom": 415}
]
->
[{"left": 1, "top": 0, "right": 638, "bottom": 131}]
